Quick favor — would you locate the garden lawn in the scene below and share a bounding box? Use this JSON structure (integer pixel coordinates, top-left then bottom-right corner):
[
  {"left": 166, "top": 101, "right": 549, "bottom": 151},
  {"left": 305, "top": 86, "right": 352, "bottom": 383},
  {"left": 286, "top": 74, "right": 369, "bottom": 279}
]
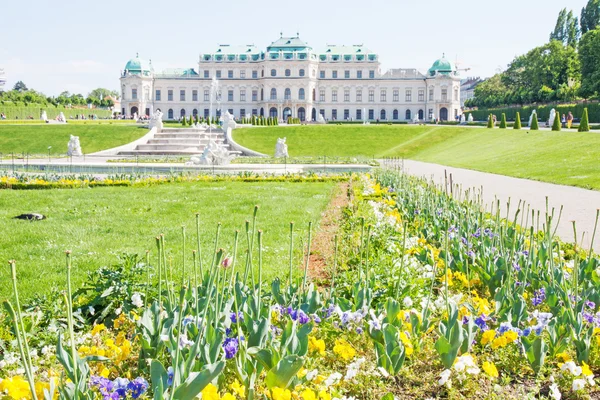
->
[
  {"left": 0, "top": 124, "right": 146, "bottom": 155},
  {"left": 234, "top": 125, "right": 600, "bottom": 190},
  {"left": 0, "top": 181, "right": 336, "bottom": 300}
]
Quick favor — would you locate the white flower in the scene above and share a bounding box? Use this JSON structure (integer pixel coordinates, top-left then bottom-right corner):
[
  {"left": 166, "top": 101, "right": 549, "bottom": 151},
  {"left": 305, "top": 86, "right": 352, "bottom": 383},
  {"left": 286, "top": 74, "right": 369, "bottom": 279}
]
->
[
  {"left": 115, "top": 307, "right": 122, "bottom": 316},
  {"left": 403, "top": 296, "right": 413, "bottom": 308},
  {"left": 306, "top": 369, "right": 318, "bottom": 381},
  {"left": 549, "top": 383, "right": 561, "bottom": 400},
  {"left": 324, "top": 372, "right": 343, "bottom": 387},
  {"left": 131, "top": 293, "right": 143, "bottom": 308},
  {"left": 586, "top": 374, "right": 596, "bottom": 386},
  {"left": 88, "top": 306, "right": 95, "bottom": 316},
  {"left": 0, "top": 361, "right": 5, "bottom": 369},
  {"left": 345, "top": 357, "right": 365, "bottom": 380},
  {"left": 438, "top": 369, "right": 452, "bottom": 387},
  {"left": 572, "top": 378, "right": 586, "bottom": 391},
  {"left": 453, "top": 354, "right": 480, "bottom": 375},
  {"left": 377, "top": 367, "right": 390, "bottom": 378},
  {"left": 160, "top": 335, "right": 169, "bottom": 341},
  {"left": 561, "top": 361, "right": 582, "bottom": 376}
]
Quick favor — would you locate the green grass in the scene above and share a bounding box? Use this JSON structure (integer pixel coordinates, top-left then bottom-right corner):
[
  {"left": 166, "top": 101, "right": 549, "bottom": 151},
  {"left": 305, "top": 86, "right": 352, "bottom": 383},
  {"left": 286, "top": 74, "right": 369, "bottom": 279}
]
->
[
  {"left": 234, "top": 125, "right": 600, "bottom": 190},
  {"left": 0, "top": 181, "right": 336, "bottom": 300},
  {"left": 0, "top": 124, "right": 146, "bottom": 155}
]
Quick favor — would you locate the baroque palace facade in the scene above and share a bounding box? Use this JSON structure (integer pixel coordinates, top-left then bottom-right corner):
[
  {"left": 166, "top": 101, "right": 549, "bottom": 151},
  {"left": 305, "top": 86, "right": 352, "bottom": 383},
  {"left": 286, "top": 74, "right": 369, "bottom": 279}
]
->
[{"left": 120, "top": 35, "right": 461, "bottom": 122}]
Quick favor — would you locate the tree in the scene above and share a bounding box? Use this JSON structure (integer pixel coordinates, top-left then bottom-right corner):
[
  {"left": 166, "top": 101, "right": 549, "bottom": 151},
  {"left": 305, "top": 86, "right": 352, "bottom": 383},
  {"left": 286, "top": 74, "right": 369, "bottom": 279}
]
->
[
  {"left": 13, "top": 81, "right": 28, "bottom": 92},
  {"left": 550, "top": 9, "right": 568, "bottom": 43},
  {"left": 552, "top": 113, "right": 561, "bottom": 131},
  {"left": 487, "top": 114, "right": 494, "bottom": 128},
  {"left": 579, "top": 28, "right": 600, "bottom": 98},
  {"left": 567, "top": 11, "right": 581, "bottom": 46},
  {"left": 579, "top": 108, "right": 590, "bottom": 131},
  {"left": 500, "top": 113, "right": 507, "bottom": 128},
  {"left": 581, "top": 0, "right": 600, "bottom": 34},
  {"left": 514, "top": 112, "right": 522, "bottom": 129}
]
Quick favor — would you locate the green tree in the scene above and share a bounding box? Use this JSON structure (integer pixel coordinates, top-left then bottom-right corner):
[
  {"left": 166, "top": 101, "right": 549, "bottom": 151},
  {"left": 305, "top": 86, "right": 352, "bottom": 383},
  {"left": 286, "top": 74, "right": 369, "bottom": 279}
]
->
[
  {"left": 500, "top": 113, "right": 507, "bottom": 128},
  {"left": 581, "top": 0, "right": 600, "bottom": 34},
  {"left": 487, "top": 114, "right": 494, "bottom": 128},
  {"left": 514, "top": 112, "right": 522, "bottom": 129},
  {"left": 550, "top": 9, "right": 568, "bottom": 43},
  {"left": 552, "top": 113, "right": 561, "bottom": 131},
  {"left": 579, "top": 108, "right": 590, "bottom": 131},
  {"left": 567, "top": 11, "right": 581, "bottom": 46},
  {"left": 13, "top": 81, "right": 28, "bottom": 92},
  {"left": 579, "top": 28, "right": 600, "bottom": 98}
]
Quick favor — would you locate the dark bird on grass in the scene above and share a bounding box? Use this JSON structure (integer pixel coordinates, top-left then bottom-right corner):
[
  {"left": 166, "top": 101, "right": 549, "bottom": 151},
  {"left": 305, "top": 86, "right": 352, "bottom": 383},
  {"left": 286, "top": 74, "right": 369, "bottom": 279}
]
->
[{"left": 14, "top": 213, "right": 46, "bottom": 221}]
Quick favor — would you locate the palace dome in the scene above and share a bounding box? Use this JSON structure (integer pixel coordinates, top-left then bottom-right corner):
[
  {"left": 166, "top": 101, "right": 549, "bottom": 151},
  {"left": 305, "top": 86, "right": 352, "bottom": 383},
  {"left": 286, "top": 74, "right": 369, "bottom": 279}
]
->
[
  {"left": 428, "top": 55, "right": 455, "bottom": 76},
  {"left": 124, "top": 54, "right": 153, "bottom": 75}
]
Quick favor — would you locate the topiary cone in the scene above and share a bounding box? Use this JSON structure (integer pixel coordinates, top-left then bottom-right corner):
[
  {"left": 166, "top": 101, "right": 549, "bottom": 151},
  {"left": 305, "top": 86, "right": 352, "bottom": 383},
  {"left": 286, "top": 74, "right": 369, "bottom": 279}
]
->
[
  {"left": 579, "top": 108, "right": 590, "bottom": 132},
  {"left": 500, "top": 113, "right": 507, "bottom": 129},
  {"left": 531, "top": 114, "right": 539, "bottom": 130},
  {"left": 514, "top": 112, "right": 522, "bottom": 129},
  {"left": 552, "top": 113, "right": 561, "bottom": 131},
  {"left": 487, "top": 114, "right": 494, "bottom": 129}
]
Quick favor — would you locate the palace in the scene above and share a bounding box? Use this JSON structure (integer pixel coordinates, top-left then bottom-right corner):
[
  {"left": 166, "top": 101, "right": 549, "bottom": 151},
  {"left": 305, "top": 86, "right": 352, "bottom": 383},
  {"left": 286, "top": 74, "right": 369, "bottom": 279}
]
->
[{"left": 119, "top": 35, "right": 461, "bottom": 122}]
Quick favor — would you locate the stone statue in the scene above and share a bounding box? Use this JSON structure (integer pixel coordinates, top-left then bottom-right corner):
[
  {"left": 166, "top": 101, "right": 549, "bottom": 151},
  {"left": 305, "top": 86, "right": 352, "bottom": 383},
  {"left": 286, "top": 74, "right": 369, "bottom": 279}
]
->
[
  {"left": 190, "top": 139, "right": 234, "bottom": 165},
  {"left": 133, "top": 112, "right": 138, "bottom": 121},
  {"left": 316, "top": 113, "right": 326, "bottom": 124},
  {"left": 529, "top": 110, "right": 537, "bottom": 127},
  {"left": 548, "top": 108, "right": 556, "bottom": 127},
  {"left": 412, "top": 113, "right": 419, "bottom": 124},
  {"left": 468, "top": 113, "right": 474, "bottom": 123},
  {"left": 460, "top": 114, "right": 466, "bottom": 124},
  {"left": 67, "top": 135, "right": 82, "bottom": 156},
  {"left": 57, "top": 112, "right": 67, "bottom": 123},
  {"left": 275, "top": 137, "right": 289, "bottom": 158},
  {"left": 149, "top": 109, "right": 163, "bottom": 132},
  {"left": 222, "top": 111, "right": 237, "bottom": 132},
  {"left": 41, "top": 110, "right": 48, "bottom": 121}
]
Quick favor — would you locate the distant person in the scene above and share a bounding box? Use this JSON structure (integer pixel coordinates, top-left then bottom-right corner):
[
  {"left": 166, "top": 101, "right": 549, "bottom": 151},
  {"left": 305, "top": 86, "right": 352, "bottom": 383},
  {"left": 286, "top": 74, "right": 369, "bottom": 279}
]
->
[
  {"left": 567, "top": 112, "right": 574, "bottom": 129},
  {"left": 561, "top": 114, "right": 566, "bottom": 128}
]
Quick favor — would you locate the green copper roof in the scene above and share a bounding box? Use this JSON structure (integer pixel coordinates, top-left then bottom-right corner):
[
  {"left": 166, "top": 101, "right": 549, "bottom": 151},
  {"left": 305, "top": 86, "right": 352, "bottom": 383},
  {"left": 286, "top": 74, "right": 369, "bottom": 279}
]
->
[
  {"left": 428, "top": 55, "right": 455, "bottom": 76},
  {"left": 160, "top": 68, "right": 198, "bottom": 76},
  {"left": 124, "top": 54, "right": 153, "bottom": 74},
  {"left": 267, "top": 36, "right": 311, "bottom": 52}
]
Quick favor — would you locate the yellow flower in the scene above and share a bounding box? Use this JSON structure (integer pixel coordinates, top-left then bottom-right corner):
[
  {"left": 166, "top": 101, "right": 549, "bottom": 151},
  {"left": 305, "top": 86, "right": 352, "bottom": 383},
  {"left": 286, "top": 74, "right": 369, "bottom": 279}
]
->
[
  {"left": 453, "top": 271, "right": 469, "bottom": 286},
  {"left": 222, "top": 394, "right": 236, "bottom": 400},
  {"left": 482, "top": 361, "right": 499, "bottom": 378},
  {"left": 313, "top": 375, "right": 326, "bottom": 385},
  {"left": 301, "top": 389, "right": 316, "bottom": 400},
  {"left": 297, "top": 368, "right": 307, "bottom": 379},
  {"left": 91, "top": 323, "right": 106, "bottom": 336},
  {"left": 582, "top": 362, "right": 593, "bottom": 377},
  {"left": 458, "top": 306, "right": 470, "bottom": 321},
  {"left": 271, "top": 387, "right": 292, "bottom": 400},
  {"left": 556, "top": 352, "right": 572, "bottom": 362},
  {"left": 0, "top": 376, "right": 31, "bottom": 399},
  {"left": 100, "top": 368, "right": 111, "bottom": 378},
  {"left": 202, "top": 383, "right": 221, "bottom": 400},
  {"left": 491, "top": 336, "right": 507, "bottom": 349},
  {"left": 481, "top": 330, "right": 496, "bottom": 345},
  {"left": 318, "top": 391, "right": 331, "bottom": 400},
  {"left": 503, "top": 331, "right": 518, "bottom": 344},
  {"left": 230, "top": 380, "right": 245, "bottom": 398},
  {"left": 333, "top": 338, "right": 356, "bottom": 361},
  {"left": 399, "top": 331, "right": 414, "bottom": 356},
  {"left": 308, "top": 336, "right": 326, "bottom": 356}
]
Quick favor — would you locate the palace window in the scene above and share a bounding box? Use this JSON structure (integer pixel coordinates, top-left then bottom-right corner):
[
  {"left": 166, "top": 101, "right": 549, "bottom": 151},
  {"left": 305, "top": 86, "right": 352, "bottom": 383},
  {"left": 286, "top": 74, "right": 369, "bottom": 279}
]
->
[
  {"left": 356, "top": 109, "right": 362, "bottom": 120},
  {"left": 204, "top": 109, "right": 209, "bottom": 118},
  {"left": 204, "top": 70, "right": 209, "bottom": 78},
  {"left": 406, "top": 109, "right": 412, "bottom": 120},
  {"left": 216, "top": 70, "right": 222, "bottom": 78},
  {"left": 240, "top": 90, "right": 246, "bottom": 102},
  {"left": 332, "top": 109, "right": 338, "bottom": 120},
  {"left": 344, "top": 90, "right": 350, "bottom": 102},
  {"left": 299, "top": 88, "right": 305, "bottom": 100},
  {"left": 320, "top": 109, "right": 325, "bottom": 118},
  {"left": 441, "top": 88, "right": 448, "bottom": 101},
  {"left": 228, "top": 70, "right": 234, "bottom": 79},
  {"left": 368, "top": 109, "right": 374, "bottom": 119},
  {"left": 240, "top": 109, "right": 246, "bottom": 117},
  {"left": 369, "top": 70, "right": 375, "bottom": 79},
  {"left": 270, "top": 88, "right": 277, "bottom": 100},
  {"left": 193, "top": 109, "right": 198, "bottom": 116},
  {"left": 429, "top": 88, "right": 434, "bottom": 101},
  {"left": 285, "top": 69, "right": 291, "bottom": 77},
  {"left": 252, "top": 70, "right": 258, "bottom": 79},
  {"left": 381, "top": 109, "right": 386, "bottom": 120},
  {"left": 344, "top": 109, "right": 350, "bottom": 120},
  {"left": 132, "top": 88, "right": 137, "bottom": 100},
  {"left": 380, "top": 90, "right": 386, "bottom": 102},
  {"left": 406, "top": 90, "right": 412, "bottom": 102},
  {"left": 180, "top": 109, "right": 186, "bottom": 117},
  {"left": 369, "top": 90, "right": 374, "bottom": 102},
  {"left": 284, "top": 88, "right": 291, "bottom": 100},
  {"left": 228, "top": 109, "right": 233, "bottom": 115},
  {"left": 228, "top": 90, "right": 234, "bottom": 102},
  {"left": 357, "top": 70, "right": 362, "bottom": 79},
  {"left": 344, "top": 70, "right": 350, "bottom": 79},
  {"left": 299, "top": 69, "right": 305, "bottom": 77},
  {"left": 332, "top": 90, "right": 338, "bottom": 102},
  {"left": 332, "top": 71, "right": 338, "bottom": 79},
  {"left": 271, "top": 69, "right": 277, "bottom": 77},
  {"left": 393, "top": 90, "right": 399, "bottom": 102},
  {"left": 356, "top": 90, "right": 362, "bottom": 102},
  {"left": 252, "top": 90, "right": 257, "bottom": 102},
  {"left": 319, "top": 90, "right": 325, "bottom": 102},
  {"left": 204, "top": 90, "right": 209, "bottom": 102},
  {"left": 393, "top": 109, "right": 399, "bottom": 120},
  {"left": 155, "top": 90, "right": 161, "bottom": 101},
  {"left": 319, "top": 71, "right": 325, "bottom": 79},
  {"left": 180, "top": 90, "right": 185, "bottom": 101},
  {"left": 168, "top": 109, "right": 173, "bottom": 119},
  {"left": 252, "top": 109, "right": 257, "bottom": 116},
  {"left": 192, "top": 90, "right": 198, "bottom": 102},
  {"left": 418, "top": 89, "right": 425, "bottom": 102},
  {"left": 168, "top": 90, "right": 173, "bottom": 101},
  {"left": 240, "top": 70, "right": 246, "bottom": 79}
]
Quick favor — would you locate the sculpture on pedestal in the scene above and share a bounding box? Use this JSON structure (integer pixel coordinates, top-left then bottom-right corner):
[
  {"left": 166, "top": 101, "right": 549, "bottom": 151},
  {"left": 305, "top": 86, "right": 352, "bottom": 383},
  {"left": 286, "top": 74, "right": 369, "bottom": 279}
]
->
[
  {"left": 149, "top": 109, "right": 164, "bottom": 132},
  {"left": 57, "top": 112, "right": 67, "bottom": 123},
  {"left": 275, "top": 137, "right": 289, "bottom": 158},
  {"left": 316, "top": 113, "right": 326, "bottom": 124},
  {"left": 67, "top": 135, "right": 82, "bottom": 156},
  {"left": 190, "top": 140, "right": 234, "bottom": 165},
  {"left": 41, "top": 111, "right": 48, "bottom": 122},
  {"left": 222, "top": 111, "right": 237, "bottom": 132},
  {"left": 468, "top": 113, "right": 474, "bottom": 123},
  {"left": 548, "top": 108, "right": 556, "bottom": 127}
]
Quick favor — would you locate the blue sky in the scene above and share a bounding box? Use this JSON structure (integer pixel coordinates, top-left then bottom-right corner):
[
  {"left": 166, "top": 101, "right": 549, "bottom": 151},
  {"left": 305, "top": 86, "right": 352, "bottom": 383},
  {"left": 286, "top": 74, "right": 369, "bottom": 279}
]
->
[{"left": 0, "top": 0, "right": 587, "bottom": 96}]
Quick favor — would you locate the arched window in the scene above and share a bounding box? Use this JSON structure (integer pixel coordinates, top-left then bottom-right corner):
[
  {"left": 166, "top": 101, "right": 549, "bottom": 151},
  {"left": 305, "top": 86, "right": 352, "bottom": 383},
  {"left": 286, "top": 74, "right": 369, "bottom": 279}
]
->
[
  {"left": 271, "top": 69, "right": 277, "bottom": 77},
  {"left": 285, "top": 69, "right": 291, "bottom": 77},
  {"left": 418, "top": 109, "right": 424, "bottom": 120},
  {"left": 168, "top": 109, "right": 173, "bottom": 119},
  {"left": 284, "top": 88, "right": 291, "bottom": 100},
  {"left": 380, "top": 109, "right": 386, "bottom": 120},
  {"left": 269, "top": 107, "right": 278, "bottom": 118},
  {"left": 299, "top": 88, "right": 305, "bottom": 100},
  {"left": 405, "top": 109, "right": 411, "bottom": 120},
  {"left": 299, "top": 69, "right": 305, "bottom": 77},
  {"left": 393, "top": 109, "right": 399, "bottom": 120},
  {"left": 270, "top": 88, "right": 277, "bottom": 100},
  {"left": 193, "top": 109, "right": 198, "bottom": 117},
  {"left": 180, "top": 109, "right": 186, "bottom": 117}
]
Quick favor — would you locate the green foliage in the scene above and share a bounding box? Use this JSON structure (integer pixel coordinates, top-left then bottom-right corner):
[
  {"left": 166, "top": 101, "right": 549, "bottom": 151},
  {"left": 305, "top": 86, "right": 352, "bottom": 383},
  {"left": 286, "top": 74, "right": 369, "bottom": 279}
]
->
[
  {"left": 499, "top": 113, "right": 507, "bottom": 128},
  {"left": 580, "top": 0, "right": 600, "bottom": 34},
  {"left": 470, "top": 103, "right": 600, "bottom": 123},
  {"left": 550, "top": 8, "right": 580, "bottom": 46},
  {"left": 552, "top": 112, "right": 561, "bottom": 131},
  {"left": 531, "top": 114, "right": 539, "bottom": 130},
  {"left": 579, "top": 29, "right": 600, "bottom": 98},
  {"left": 487, "top": 114, "right": 494, "bottom": 128},
  {"left": 514, "top": 112, "right": 522, "bottom": 129},
  {"left": 579, "top": 107, "right": 590, "bottom": 131}
]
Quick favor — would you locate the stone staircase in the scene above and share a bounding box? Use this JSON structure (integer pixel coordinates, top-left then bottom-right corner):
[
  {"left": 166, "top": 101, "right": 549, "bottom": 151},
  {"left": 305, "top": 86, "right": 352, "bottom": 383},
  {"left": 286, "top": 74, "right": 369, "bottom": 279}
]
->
[{"left": 118, "top": 127, "right": 239, "bottom": 156}]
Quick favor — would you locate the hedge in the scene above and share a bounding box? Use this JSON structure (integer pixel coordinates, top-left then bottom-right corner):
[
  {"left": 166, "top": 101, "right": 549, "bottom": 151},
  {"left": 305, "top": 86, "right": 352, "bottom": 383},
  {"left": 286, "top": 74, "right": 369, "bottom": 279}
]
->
[
  {"left": 0, "top": 105, "right": 114, "bottom": 120},
  {"left": 469, "top": 103, "right": 600, "bottom": 124}
]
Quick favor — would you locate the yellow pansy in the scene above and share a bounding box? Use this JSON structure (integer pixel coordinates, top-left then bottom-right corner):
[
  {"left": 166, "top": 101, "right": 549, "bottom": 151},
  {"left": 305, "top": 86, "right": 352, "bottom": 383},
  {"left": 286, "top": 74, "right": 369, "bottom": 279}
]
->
[
  {"left": 91, "top": 323, "right": 106, "bottom": 336},
  {"left": 481, "top": 330, "right": 496, "bottom": 345},
  {"left": 582, "top": 362, "right": 593, "bottom": 377},
  {"left": 222, "top": 394, "right": 236, "bottom": 400},
  {"left": 556, "top": 352, "right": 572, "bottom": 362},
  {"left": 399, "top": 331, "right": 414, "bottom": 356},
  {"left": 301, "top": 389, "right": 316, "bottom": 400},
  {"left": 230, "top": 380, "right": 245, "bottom": 398},
  {"left": 491, "top": 336, "right": 507, "bottom": 349},
  {"left": 271, "top": 387, "right": 292, "bottom": 400},
  {"left": 318, "top": 391, "right": 331, "bottom": 400},
  {"left": 482, "top": 361, "right": 499, "bottom": 378},
  {"left": 308, "top": 336, "right": 326, "bottom": 356},
  {"left": 503, "top": 331, "right": 518, "bottom": 344},
  {"left": 0, "top": 376, "right": 31, "bottom": 399},
  {"left": 333, "top": 338, "right": 356, "bottom": 361},
  {"left": 202, "top": 383, "right": 220, "bottom": 400}
]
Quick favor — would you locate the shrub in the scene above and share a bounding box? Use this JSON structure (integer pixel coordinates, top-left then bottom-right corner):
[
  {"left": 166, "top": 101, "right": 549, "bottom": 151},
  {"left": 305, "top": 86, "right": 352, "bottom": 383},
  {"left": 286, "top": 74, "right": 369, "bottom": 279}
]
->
[
  {"left": 579, "top": 108, "right": 590, "bottom": 132},
  {"left": 499, "top": 113, "right": 507, "bottom": 129},
  {"left": 181, "top": 117, "right": 187, "bottom": 127},
  {"left": 531, "top": 114, "right": 539, "bottom": 130},
  {"left": 514, "top": 112, "right": 522, "bottom": 129},
  {"left": 552, "top": 113, "right": 561, "bottom": 131},
  {"left": 487, "top": 114, "right": 494, "bottom": 129}
]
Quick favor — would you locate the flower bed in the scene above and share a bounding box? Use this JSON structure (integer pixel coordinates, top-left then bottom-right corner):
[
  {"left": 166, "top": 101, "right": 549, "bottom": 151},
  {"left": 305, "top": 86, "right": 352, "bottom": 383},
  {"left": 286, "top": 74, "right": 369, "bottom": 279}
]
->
[{"left": 0, "top": 171, "right": 599, "bottom": 399}]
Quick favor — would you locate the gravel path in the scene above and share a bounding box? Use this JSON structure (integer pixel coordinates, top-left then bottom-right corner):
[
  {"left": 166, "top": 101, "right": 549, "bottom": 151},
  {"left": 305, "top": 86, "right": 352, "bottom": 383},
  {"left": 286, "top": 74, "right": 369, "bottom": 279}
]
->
[{"left": 397, "top": 159, "right": 600, "bottom": 251}]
